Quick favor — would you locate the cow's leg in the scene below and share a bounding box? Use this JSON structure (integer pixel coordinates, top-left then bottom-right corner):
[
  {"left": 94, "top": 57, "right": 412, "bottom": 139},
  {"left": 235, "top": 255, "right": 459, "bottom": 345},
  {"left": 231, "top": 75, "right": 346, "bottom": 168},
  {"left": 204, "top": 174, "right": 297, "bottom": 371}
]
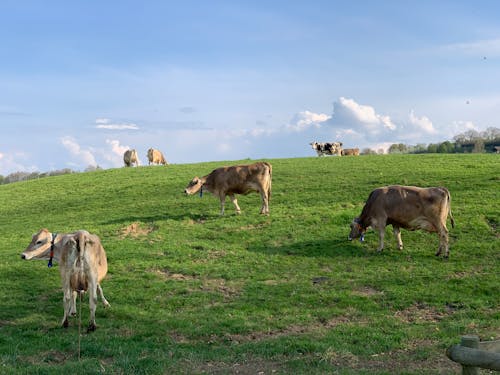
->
[
  {"left": 219, "top": 194, "right": 226, "bottom": 215},
  {"left": 436, "top": 224, "right": 449, "bottom": 258},
  {"left": 393, "top": 226, "right": 403, "bottom": 250},
  {"left": 62, "top": 288, "right": 73, "bottom": 328},
  {"left": 87, "top": 282, "right": 98, "bottom": 332},
  {"left": 376, "top": 226, "right": 385, "bottom": 252},
  {"left": 97, "top": 284, "right": 110, "bottom": 308},
  {"left": 229, "top": 194, "right": 241, "bottom": 214},
  {"left": 69, "top": 290, "right": 78, "bottom": 316},
  {"left": 259, "top": 188, "right": 270, "bottom": 214}
]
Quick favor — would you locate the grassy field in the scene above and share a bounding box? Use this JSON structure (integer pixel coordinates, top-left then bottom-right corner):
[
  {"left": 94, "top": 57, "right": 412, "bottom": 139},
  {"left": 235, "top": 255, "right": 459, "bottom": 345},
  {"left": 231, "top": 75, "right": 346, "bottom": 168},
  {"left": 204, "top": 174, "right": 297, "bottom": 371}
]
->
[{"left": 0, "top": 154, "right": 498, "bottom": 374}]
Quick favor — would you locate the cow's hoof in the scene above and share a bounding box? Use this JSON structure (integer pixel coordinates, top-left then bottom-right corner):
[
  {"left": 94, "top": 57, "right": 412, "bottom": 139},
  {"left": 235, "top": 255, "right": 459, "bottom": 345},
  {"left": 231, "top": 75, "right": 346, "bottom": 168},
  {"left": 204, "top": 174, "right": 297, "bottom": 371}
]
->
[
  {"left": 62, "top": 319, "right": 69, "bottom": 328},
  {"left": 87, "top": 323, "right": 96, "bottom": 333}
]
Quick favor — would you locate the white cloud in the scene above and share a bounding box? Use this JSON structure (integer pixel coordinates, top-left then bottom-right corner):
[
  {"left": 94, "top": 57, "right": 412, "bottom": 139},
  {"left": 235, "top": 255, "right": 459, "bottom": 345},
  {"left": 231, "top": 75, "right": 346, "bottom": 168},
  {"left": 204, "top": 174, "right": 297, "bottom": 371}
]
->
[
  {"left": 331, "top": 97, "right": 397, "bottom": 132},
  {"left": 96, "top": 123, "right": 139, "bottom": 130},
  {"left": 408, "top": 110, "right": 436, "bottom": 134},
  {"left": 287, "top": 110, "right": 331, "bottom": 131},
  {"left": 94, "top": 118, "right": 140, "bottom": 130},
  {"left": 103, "top": 139, "right": 132, "bottom": 167},
  {"left": 60, "top": 136, "right": 97, "bottom": 167}
]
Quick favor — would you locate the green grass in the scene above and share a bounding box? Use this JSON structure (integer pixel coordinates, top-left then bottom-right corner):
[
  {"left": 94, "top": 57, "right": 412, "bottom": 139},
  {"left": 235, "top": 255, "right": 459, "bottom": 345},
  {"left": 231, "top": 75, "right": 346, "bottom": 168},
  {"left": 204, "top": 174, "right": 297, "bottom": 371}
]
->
[{"left": 1, "top": 154, "right": 499, "bottom": 374}]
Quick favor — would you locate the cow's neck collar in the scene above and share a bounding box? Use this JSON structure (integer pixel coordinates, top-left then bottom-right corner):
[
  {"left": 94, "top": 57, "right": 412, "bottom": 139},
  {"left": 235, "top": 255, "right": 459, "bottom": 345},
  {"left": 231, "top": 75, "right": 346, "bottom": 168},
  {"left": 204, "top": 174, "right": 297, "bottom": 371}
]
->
[{"left": 48, "top": 232, "right": 58, "bottom": 268}]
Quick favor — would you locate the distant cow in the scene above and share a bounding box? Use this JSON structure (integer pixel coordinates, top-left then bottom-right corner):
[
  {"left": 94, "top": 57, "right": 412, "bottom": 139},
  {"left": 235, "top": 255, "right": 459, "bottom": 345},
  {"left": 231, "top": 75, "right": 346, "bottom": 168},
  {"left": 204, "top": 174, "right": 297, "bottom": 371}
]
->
[
  {"left": 348, "top": 186, "right": 455, "bottom": 258},
  {"left": 123, "top": 149, "right": 140, "bottom": 167},
  {"left": 147, "top": 148, "right": 168, "bottom": 165},
  {"left": 310, "top": 141, "right": 343, "bottom": 156},
  {"left": 184, "top": 162, "right": 272, "bottom": 215},
  {"left": 341, "top": 148, "right": 360, "bottom": 156},
  {"left": 21, "top": 229, "right": 110, "bottom": 331}
]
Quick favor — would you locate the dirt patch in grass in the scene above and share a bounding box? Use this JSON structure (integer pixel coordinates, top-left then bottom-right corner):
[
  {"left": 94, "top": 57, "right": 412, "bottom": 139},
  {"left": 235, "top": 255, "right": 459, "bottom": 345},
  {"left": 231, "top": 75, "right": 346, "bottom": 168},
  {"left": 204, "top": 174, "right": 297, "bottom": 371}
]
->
[
  {"left": 188, "top": 340, "right": 460, "bottom": 374},
  {"left": 351, "top": 286, "right": 384, "bottom": 297},
  {"left": 23, "top": 350, "right": 71, "bottom": 365},
  {"left": 153, "top": 269, "right": 240, "bottom": 298},
  {"left": 394, "top": 302, "right": 453, "bottom": 323},
  {"left": 154, "top": 269, "right": 197, "bottom": 281},
  {"left": 120, "top": 222, "right": 156, "bottom": 238},
  {"left": 321, "top": 339, "right": 460, "bottom": 374},
  {"left": 486, "top": 217, "right": 499, "bottom": 238}
]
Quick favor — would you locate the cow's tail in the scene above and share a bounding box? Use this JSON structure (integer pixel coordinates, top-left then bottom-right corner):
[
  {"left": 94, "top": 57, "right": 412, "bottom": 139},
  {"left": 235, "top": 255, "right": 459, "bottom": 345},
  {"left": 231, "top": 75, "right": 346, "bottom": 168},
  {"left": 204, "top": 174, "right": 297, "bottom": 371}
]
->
[
  {"left": 446, "top": 189, "right": 455, "bottom": 228},
  {"left": 72, "top": 232, "right": 89, "bottom": 292},
  {"left": 266, "top": 162, "right": 272, "bottom": 201}
]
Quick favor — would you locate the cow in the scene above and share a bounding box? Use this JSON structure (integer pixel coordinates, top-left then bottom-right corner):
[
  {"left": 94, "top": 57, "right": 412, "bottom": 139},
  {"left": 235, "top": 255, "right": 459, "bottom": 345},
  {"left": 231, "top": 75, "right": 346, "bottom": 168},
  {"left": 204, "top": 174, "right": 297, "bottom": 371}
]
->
[
  {"left": 348, "top": 186, "right": 455, "bottom": 258},
  {"left": 341, "top": 148, "right": 360, "bottom": 156},
  {"left": 123, "top": 149, "right": 140, "bottom": 167},
  {"left": 21, "top": 229, "right": 110, "bottom": 332},
  {"left": 184, "top": 162, "right": 272, "bottom": 215},
  {"left": 310, "top": 141, "right": 343, "bottom": 156},
  {"left": 147, "top": 148, "right": 168, "bottom": 165}
]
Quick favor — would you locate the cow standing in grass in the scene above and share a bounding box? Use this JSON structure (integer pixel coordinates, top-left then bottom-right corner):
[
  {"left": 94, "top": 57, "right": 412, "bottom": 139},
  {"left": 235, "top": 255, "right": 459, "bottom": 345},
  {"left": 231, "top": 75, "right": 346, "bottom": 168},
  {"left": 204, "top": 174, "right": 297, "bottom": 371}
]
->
[
  {"left": 123, "top": 149, "right": 140, "bottom": 167},
  {"left": 348, "top": 185, "right": 455, "bottom": 258},
  {"left": 21, "top": 229, "right": 110, "bottom": 332},
  {"left": 184, "top": 162, "right": 272, "bottom": 215},
  {"left": 310, "top": 141, "right": 343, "bottom": 156},
  {"left": 341, "top": 148, "right": 360, "bottom": 156},
  {"left": 147, "top": 148, "right": 168, "bottom": 165}
]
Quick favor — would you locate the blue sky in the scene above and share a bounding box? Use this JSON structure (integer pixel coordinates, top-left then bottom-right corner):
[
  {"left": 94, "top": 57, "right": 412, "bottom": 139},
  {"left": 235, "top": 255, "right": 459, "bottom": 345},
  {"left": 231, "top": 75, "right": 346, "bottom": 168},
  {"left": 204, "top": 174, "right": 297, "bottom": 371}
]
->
[{"left": 1, "top": 1, "right": 499, "bottom": 174}]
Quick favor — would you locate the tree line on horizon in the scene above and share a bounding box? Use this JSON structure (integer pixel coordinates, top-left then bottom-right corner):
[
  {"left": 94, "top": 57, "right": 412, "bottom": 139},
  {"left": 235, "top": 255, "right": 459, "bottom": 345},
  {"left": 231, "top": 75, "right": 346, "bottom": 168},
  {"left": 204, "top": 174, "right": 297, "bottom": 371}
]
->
[
  {"left": 1, "top": 128, "right": 499, "bottom": 185},
  {"left": 363, "top": 127, "right": 500, "bottom": 155}
]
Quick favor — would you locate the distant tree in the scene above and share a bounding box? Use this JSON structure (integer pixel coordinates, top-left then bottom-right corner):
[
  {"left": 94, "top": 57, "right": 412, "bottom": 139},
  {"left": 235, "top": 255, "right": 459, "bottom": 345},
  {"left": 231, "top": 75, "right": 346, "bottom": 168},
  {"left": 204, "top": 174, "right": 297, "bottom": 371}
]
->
[
  {"left": 472, "top": 139, "right": 485, "bottom": 153},
  {"left": 438, "top": 141, "right": 454, "bottom": 153},
  {"left": 482, "top": 126, "right": 500, "bottom": 141},
  {"left": 413, "top": 144, "right": 428, "bottom": 154},
  {"left": 361, "top": 148, "right": 377, "bottom": 155},
  {"left": 427, "top": 143, "right": 438, "bottom": 153},
  {"left": 388, "top": 143, "right": 408, "bottom": 154},
  {"left": 85, "top": 165, "right": 102, "bottom": 172},
  {"left": 0, "top": 175, "right": 4, "bottom": 184}
]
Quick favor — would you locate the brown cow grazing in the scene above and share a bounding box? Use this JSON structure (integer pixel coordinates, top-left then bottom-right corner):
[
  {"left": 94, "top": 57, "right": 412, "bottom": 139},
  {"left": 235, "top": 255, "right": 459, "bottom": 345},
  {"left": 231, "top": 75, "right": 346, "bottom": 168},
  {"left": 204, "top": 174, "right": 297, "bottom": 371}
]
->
[
  {"left": 21, "top": 229, "right": 110, "bottom": 332},
  {"left": 348, "top": 186, "right": 455, "bottom": 258},
  {"left": 341, "top": 148, "right": 360, "bottom": 156},
  {"left": 147, "top": 148, "right": 168, "bottom": 165},
  {"left": 184, "top": 162, "right": 272, "bottom": 215},
  {"left": 123, "top": 149, "right": 140, "bottom": 167}
]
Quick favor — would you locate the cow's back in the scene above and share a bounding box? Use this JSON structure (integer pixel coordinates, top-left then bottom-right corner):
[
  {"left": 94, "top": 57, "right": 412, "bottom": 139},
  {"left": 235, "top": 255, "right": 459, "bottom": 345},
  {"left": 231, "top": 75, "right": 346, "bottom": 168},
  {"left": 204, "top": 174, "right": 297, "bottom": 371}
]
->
[
  {"left": 207, "top": 162, "right": 271, "bottom": 194},
  {"left": 366, "top": 186, "right": 447, "bottom": 230}
]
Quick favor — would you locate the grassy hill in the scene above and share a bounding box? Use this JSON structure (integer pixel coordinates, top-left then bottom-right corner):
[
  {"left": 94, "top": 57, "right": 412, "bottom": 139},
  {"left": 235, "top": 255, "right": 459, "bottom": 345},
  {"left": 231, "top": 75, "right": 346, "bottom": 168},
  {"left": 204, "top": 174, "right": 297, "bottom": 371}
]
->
[{"left": 1, "top": 154, "right": 499, "bottom": 374}]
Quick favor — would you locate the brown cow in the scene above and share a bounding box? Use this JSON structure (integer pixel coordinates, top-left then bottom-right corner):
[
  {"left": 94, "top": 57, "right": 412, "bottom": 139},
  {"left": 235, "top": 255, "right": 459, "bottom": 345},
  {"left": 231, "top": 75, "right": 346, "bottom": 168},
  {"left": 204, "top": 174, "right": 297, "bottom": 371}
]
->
[
  {"left": 123, "top": 149, "right": 140, "bottom": 167},
  {"left": 184, "top": 162, "right": 272, "bottom": 215},
  {"left": 147, "top": 148, "right": 168, "bottom": 165},
  {"left": 341, "top": 148, "right": 360, "bottom": 156},
  {"left": 348, "top": 186, "right": 455, "bottom": 257},
  {"left": 21, "top": 229, "right": 110, "bottom": 331}
]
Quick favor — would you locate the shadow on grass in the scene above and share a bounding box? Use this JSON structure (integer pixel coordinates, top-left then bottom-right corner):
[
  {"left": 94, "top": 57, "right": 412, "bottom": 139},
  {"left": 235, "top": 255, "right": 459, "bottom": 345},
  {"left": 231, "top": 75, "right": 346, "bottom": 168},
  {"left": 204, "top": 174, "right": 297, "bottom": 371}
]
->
[
  {"left": 247, "top": 238, "right": 375, "bottom": 258},
  {"left": 101, "top": 212, "right": 219, "bottom": 225}
]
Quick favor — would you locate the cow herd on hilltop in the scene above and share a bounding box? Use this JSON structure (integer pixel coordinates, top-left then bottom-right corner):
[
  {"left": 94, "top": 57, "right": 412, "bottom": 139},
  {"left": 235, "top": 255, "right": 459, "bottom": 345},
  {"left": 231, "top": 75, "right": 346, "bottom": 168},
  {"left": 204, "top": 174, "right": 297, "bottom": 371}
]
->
[{"left": 20, "top": 140, "right": 456, "bottom": 332}]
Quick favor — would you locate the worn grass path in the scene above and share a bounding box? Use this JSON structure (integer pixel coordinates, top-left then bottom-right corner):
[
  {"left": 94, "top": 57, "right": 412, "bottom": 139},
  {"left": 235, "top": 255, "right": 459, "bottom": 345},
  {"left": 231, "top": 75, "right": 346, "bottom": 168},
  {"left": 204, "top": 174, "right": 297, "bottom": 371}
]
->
[{"left": 0, "top": 154, "right": 498, "bottom": 374}]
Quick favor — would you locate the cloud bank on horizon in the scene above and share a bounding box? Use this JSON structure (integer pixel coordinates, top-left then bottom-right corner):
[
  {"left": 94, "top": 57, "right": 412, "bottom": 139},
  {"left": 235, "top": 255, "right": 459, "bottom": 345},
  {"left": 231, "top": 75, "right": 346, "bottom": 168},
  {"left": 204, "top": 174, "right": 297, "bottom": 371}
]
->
[{"left": 7, "top": 96, "right": 475, "bottom": 175}]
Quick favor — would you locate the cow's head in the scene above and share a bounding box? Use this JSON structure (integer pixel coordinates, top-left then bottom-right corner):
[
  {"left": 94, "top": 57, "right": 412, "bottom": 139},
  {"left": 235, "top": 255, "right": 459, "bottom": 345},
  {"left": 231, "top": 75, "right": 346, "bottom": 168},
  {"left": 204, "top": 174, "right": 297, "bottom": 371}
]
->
[
  {"left": 348, "top": 218, "right": 365, "bottom": 242},
  {"left": 310, "top": 142, "right": 318, "bottom": 150},
  {"left": 21, "top": 229, "right": 53, "bottom": 260},
  {"left": 184, "top": 177, "right": 203, "bottom": 195}
]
